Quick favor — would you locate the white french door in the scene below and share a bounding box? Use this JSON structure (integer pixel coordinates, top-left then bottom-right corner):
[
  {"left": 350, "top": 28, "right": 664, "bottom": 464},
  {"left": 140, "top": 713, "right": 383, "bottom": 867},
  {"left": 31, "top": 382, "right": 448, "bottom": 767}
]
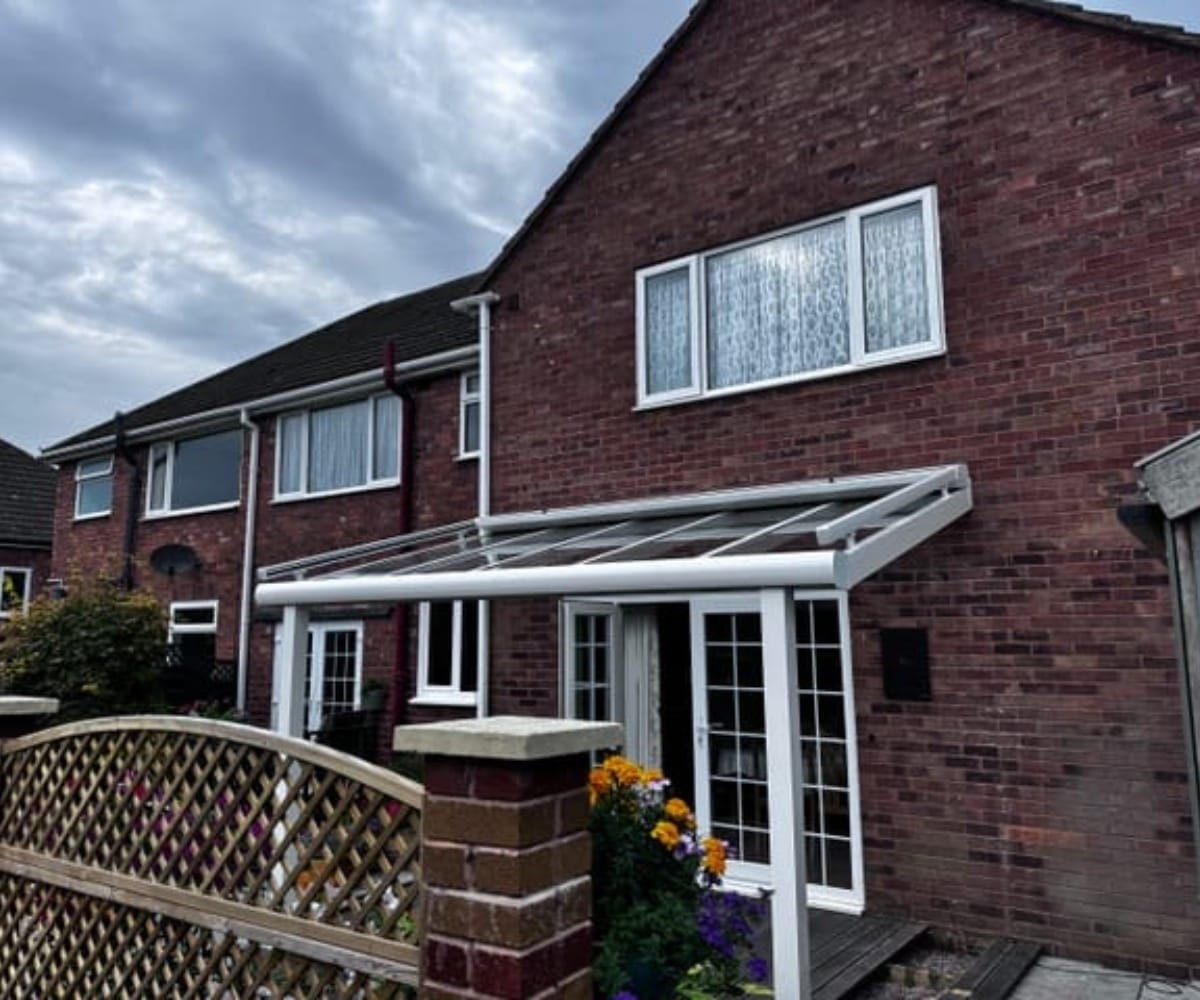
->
[
  {"left": 691, "top": 593, "right": 863, "bottom": 912},
  {"left": 690, "top": 597, "right": 772, "bottom": 887}
]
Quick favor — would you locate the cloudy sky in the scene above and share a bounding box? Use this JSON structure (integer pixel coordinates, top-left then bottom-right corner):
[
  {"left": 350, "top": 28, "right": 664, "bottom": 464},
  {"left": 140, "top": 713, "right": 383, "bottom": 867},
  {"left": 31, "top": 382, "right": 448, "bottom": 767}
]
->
[{"left": 1, "top": 0, "right": 1197, "bottom": 457}]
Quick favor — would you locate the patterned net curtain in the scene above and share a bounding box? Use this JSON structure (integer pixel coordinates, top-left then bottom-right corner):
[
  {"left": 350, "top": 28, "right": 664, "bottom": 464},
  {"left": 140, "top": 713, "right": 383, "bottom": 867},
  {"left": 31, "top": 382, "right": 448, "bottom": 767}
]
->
[
  {"left": 862, "top": 202, "right": 929, "bottom": 354},
  {"left": 706, "top": 221, "right": 849, "bottom": 389},
  {"left": 644, "top": 267, "right": 693, "bottom": 395}
]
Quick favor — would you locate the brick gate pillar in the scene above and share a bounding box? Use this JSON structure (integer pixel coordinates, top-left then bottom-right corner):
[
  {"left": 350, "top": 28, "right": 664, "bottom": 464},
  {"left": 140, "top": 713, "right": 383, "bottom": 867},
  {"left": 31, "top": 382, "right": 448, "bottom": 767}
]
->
[{"left": 393, "top": 716, "right": 620, "bottom": 1000}]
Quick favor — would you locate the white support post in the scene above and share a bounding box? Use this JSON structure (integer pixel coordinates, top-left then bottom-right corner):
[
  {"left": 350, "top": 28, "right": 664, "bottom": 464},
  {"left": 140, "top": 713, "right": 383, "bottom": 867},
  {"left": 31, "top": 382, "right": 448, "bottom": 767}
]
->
[
  {"left": 275, "top": 605, "right": 309, "bottom": 737},
  {"left": 760, "top": 587, "right": 810, "bottom": 999}
]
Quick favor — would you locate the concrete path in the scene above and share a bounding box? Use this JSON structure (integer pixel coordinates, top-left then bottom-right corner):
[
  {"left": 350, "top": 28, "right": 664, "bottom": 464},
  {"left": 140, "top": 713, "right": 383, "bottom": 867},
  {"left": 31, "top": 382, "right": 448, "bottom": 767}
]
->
[{"left": 1010, "top": 957, "right": 1200, "bottom": 1000}]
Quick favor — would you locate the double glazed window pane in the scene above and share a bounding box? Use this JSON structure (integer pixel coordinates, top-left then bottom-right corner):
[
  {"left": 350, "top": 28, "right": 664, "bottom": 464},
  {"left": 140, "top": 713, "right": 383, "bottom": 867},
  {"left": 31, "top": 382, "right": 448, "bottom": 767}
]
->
[
  {"left": 76, "top": 457, "right": 113, "bottom": 516},
  {"left": 643, "top": 266, "right": 693, "bottom": 395},
  {"left": 172, "top": 430, "right": 241, "bottom": 509},
  {"left": 309, "top": 401, "right": 369, "bottom": 493},
  {"left": 707, "top": 221, "right": 849, "bottom": 389},
  {"left": 373, "top": 395, "right": 400, "bottom": 480},
  {"left": 862, "top": 202, "right": 929, "bottom": 354}
]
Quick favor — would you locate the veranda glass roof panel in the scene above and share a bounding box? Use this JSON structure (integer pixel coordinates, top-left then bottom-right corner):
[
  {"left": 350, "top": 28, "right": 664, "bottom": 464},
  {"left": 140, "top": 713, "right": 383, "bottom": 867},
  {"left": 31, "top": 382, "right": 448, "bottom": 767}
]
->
[{"left": 255, "top": 465, "right": 973, "bottom": 607}]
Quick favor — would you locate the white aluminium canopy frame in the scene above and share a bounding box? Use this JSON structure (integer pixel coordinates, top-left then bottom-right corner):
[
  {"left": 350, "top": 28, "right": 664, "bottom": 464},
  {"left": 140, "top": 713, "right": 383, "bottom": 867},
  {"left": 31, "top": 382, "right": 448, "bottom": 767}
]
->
[{"left": 255, "top": 465, "right": 972, "bottom": 608}]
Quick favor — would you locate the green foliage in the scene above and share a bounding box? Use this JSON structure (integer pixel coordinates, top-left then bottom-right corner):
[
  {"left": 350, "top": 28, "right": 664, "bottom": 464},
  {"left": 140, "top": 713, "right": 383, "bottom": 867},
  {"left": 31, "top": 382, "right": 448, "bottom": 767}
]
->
[{"left": 0, "top": 576, "right": 168, "bottom": 720}]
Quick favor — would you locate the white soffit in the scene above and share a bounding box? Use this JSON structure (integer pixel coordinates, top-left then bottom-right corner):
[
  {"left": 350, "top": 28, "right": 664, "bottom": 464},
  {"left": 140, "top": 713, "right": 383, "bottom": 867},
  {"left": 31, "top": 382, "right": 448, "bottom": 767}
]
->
[{"left": 255, "top": 465, "right": 972, "bottom": 607}]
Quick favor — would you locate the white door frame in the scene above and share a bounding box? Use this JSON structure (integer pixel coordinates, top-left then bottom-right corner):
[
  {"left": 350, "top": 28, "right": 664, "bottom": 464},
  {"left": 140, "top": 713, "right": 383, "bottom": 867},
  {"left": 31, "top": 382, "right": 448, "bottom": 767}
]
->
[{"left": 560, "top": 588, "right": 864, "bottom": 913}]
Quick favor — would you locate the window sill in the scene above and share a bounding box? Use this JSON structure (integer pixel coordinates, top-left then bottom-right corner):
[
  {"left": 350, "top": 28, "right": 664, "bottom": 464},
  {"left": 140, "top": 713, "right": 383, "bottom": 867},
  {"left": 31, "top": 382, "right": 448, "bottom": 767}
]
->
[
  {"left": 73, "top": 511, "right": 112, "bottom": 522},
  {"left": 455, "top": 452, "right": 480, "bottom": 463},
  {"left": 409, "top": 693, "right": 479, "bottom": 708},
  {"left": 272, "top": 479, "right": 401, "bottom": 505},
  {"left": 634, "top": 344, "right": 945, "bottom": 412},
  {"left": 144, "top": 501, "right": 240, "bottom": 521}
]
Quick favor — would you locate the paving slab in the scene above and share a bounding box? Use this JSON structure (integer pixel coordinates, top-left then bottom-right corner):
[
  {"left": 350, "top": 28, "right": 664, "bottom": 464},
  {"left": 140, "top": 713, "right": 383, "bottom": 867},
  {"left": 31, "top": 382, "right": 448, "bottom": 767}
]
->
[{"left": 1010, "top": 957, "right": 1200, "bottom": 1000}]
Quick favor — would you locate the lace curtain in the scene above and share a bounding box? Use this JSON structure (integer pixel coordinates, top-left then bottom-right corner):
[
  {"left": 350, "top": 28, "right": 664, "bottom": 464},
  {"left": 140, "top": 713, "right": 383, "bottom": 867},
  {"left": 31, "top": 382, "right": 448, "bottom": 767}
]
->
[
  {"left": 309, "top": 400, "right": 368, "bottom": 492},
  {"left": 373, "top": 394, "right": 400, "bottom": 480},
  {"left": 862, "top": 202, "right": 928, "bottom": 353},
  {"left": 706, "top": 220, "right": 849, "bottom": 390},
  {"left": 644, "top": 266, "right": 693, "bottom": 395},
  {"left": 277, "top": 413, "right": 305, "bottom": 494}
]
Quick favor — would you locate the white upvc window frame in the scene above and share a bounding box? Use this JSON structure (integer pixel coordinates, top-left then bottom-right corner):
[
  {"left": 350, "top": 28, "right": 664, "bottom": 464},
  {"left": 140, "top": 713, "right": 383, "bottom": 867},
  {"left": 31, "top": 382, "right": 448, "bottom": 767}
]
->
[
  {"left": 635, "top": 185, "right": 945, "bottom": 407},
  {"left": 146, "top": 429, "right": 243, "bottom": 518},
  {"left": 412, "top": 599, "right": 480, "bottom": 707},
  {"left": 273, "top": 393, "right": 402, "bottom": 502},
  {"left": 0, "top": 566, "right": 32, "bottom": 618},
  {"left": 168, "top": 600, "right": 219, "bottom": 638},
  {"left": 74, "top": 455, "right": 114, "bottom": 520},
  {"left": 459, "top": 371, "right": 481, "bottom": 459}
]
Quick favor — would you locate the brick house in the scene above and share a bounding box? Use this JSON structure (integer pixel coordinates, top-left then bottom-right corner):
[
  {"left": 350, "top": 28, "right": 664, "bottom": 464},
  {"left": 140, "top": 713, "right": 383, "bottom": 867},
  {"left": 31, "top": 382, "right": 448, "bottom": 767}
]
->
[
  {"left": 0, "top": 439, "right": 55, "bottom": 623},
  {"left": 42, "top": 274, "right": 483, "bottom": 743},
  {"left": 258, "top": 0, "right": 1200, "bottom": 985}
]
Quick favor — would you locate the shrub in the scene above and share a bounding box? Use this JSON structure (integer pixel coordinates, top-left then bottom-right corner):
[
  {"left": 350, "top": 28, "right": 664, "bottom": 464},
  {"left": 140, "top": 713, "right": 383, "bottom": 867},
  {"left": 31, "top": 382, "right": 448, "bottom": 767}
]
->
[
  {"left": 0, "top": 576, "right": 168, "bottom": 720},
  {"left": 588, "top": 755, "right": 767, "bottom": 999}
]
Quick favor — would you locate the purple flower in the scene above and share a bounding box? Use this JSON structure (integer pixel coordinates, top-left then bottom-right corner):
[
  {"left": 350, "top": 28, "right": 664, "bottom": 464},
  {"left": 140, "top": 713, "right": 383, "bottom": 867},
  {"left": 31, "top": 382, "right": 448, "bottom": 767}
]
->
[
  {"left": 611, "top": 992, "right": 638, "bottom": 1000},
  {"left": 746, "top": 956, "right": 769, "bottom": 983}
]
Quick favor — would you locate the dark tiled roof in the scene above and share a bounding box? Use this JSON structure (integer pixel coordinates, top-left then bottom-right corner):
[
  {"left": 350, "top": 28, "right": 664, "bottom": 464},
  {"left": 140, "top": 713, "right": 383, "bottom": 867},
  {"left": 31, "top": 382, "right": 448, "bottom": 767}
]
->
[
  {"left": 479, "top": 0, "right": 1200, "bottom": 288},
  {"left": 48, "top": 273, "right": 482, "bottom": 452},
  {"left": 0, "top": 439, "right": 55, "bottom": 547}
]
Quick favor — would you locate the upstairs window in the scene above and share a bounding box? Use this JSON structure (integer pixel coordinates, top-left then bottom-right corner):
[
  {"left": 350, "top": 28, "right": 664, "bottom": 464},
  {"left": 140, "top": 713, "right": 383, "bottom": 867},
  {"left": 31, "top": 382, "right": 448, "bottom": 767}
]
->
[
  {"left": 276, "top": 394, "right": 400, "bottom": 499},
  {"left": 414, "top": 600, "right": 479, "bottom": 706},
  {"left": 75, "top": 455, "right": 114, "bottom": 519},
  {"left": 147, "top": 429, "right": 242, "bottom": 515},
  {"left": 636, "top": 186, "right": 944, "bottom": 405},
  {"left": 0, "top": 567, "right": 31, "bottom": 618},
  {"left": 460, "top": 372, "right": 480, "bottom": 459}
]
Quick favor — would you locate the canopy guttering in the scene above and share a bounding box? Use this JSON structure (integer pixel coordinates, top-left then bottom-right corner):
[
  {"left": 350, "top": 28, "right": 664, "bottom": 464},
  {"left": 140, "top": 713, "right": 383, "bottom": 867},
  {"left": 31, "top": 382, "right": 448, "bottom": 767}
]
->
[{"left": 255, "top": 464, "right": 972, "bottom": 608}]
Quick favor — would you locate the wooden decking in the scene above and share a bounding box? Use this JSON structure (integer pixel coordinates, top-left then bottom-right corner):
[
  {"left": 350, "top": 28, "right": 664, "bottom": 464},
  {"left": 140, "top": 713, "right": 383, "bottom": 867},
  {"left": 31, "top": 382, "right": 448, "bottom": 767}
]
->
[{"left": 809, "top": 910, "right": 927, "bottom": 1000}]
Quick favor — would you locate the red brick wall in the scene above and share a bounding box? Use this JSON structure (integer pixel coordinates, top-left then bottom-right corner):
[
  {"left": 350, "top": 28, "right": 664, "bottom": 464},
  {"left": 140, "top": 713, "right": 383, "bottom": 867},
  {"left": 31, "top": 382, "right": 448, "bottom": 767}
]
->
[
  {"left": 483, "top": 0, "right": 1200, "bottom": 975},
  {"left": 50, "top": 369, "right": 478, "bottom": 736}
]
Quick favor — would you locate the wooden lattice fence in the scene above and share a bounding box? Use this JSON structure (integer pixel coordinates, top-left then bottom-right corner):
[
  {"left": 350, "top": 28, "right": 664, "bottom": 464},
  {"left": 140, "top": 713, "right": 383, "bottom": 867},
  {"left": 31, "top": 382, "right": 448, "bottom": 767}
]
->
[{"left": 0, "top": 716, "right": 424, "bottom": 998}]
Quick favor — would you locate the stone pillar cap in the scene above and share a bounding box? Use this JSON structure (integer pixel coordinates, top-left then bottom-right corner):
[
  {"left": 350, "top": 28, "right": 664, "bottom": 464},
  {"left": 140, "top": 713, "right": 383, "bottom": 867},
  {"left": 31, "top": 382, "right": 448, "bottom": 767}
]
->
[
  {"left": 393, "top": 715, "right": 621, "bottom": 761},
  {"left": 0, "top": 696, "right": 60, "bottom": 716}
]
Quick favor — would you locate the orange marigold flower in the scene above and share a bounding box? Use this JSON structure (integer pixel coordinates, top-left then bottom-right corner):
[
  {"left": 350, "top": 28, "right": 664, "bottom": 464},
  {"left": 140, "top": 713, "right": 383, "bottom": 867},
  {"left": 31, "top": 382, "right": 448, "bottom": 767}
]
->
[
  {"left": 664, "top": 797, "right": 695, "bottom": 828},
  {"left": 651, "top": 820, "right": 681, "bottom": 850},
  {"left": 702, "top": 836, "right": 728, "bottom": 877},
  {"left": 641, "top": 767, "right": 665, "bottom": 786},
  {"left": 588, "top": 768, "right": 609, "bottom": 805},
  {"left": 603, "top": 756, "right": 642, "bottom": 787}
]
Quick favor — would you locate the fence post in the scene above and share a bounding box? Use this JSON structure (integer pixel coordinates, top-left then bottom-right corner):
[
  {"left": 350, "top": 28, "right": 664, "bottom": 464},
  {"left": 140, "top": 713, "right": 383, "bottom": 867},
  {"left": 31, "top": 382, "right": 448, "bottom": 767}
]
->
[{"left": 394, "top": 715, "right": 621, "bottom": 1000}]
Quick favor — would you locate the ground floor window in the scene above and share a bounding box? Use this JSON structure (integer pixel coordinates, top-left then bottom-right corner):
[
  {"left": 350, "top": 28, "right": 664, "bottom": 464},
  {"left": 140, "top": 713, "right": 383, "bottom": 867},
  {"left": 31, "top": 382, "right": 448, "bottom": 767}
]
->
[
  {"left": 413, "top": 600, "right": 480, "bottom": 706},
  {"left": 559, "top": 591, "right": 862, "bottom": 913},
  {"left": 0, "top": 567, "right": 32, "bottom": 618}
]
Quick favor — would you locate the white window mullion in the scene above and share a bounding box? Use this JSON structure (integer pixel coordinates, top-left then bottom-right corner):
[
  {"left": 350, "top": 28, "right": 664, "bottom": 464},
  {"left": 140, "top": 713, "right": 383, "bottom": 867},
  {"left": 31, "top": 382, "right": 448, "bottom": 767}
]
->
[{"left": 846, "top": 207, "right": 866, "bottom": 366}]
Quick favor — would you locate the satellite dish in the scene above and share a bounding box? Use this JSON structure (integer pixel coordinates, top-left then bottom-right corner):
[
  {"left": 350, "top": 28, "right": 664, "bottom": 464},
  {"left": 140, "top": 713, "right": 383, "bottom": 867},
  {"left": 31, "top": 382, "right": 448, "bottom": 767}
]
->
[{"left": 150, "top": 544, "right": 200, "bottom": 576}]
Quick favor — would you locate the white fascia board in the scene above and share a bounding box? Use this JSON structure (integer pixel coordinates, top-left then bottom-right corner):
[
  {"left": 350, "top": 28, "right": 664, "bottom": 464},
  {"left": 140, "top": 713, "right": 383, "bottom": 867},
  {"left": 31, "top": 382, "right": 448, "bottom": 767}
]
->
[
  {"left": 41, "top": 345, "right": 480, "bottom": 462},
  {"left": 256, "top": 550, "right": 840, "bottom": 607},
  {"left": 481, "top": 465, "right": 969, "bottom": 532}
]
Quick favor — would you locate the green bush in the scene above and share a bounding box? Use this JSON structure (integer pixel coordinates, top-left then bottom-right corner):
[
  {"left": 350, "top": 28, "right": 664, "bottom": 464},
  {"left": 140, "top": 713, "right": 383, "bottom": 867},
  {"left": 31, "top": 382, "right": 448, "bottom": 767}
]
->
[{"left": 0, "top": 577, "right": 168, "bottom": 720}]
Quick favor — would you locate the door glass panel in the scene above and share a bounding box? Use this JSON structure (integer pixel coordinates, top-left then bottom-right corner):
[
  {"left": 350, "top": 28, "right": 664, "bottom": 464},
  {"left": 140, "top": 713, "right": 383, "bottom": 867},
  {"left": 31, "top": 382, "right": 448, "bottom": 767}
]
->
[
  {"left": 569, "top": 611, "right": 613, "bottom": 726},
  {"left": 795, "top": 598, "right": 854, "bottom": 896},
  {"left": 703, "top": 611, "right": 769, "bottom": 866}
]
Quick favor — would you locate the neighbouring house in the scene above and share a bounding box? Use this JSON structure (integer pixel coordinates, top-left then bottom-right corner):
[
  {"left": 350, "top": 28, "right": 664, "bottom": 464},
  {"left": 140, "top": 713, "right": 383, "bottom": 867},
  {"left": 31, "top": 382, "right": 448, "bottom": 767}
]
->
[
  {"left": 42, "top": 273, "right": 482, "bottom": 748},
  {"left": 0, "top": 439, "right": 56, "bottom": 623},
  {"left": 255, "top": 0, "right": 1200, "bottom": 987}
]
